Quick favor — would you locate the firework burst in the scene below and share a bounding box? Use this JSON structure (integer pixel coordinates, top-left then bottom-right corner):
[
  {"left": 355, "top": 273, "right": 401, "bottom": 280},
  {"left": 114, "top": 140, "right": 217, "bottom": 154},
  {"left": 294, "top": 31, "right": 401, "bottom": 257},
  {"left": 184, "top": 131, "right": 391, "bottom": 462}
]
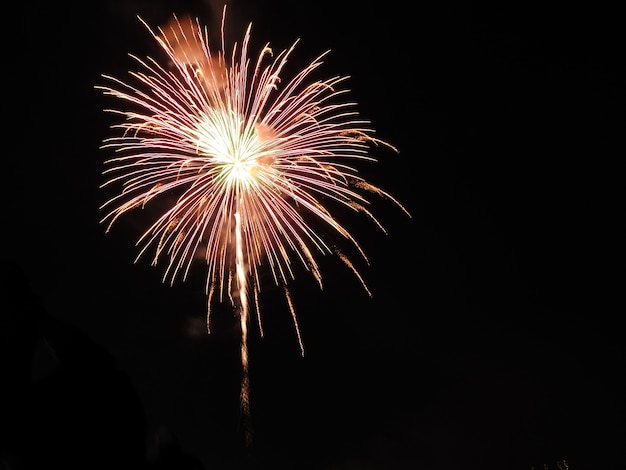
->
[{"left": 97, "top": 7, "right": 410, "bottom": 444}]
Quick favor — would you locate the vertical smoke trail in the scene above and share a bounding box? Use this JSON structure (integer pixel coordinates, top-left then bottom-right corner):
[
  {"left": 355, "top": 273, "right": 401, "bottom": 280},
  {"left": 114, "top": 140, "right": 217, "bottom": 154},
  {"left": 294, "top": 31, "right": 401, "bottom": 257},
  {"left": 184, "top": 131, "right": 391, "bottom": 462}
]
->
[{"left": 234, "top": 206, "right": 252, "bottom": 444}]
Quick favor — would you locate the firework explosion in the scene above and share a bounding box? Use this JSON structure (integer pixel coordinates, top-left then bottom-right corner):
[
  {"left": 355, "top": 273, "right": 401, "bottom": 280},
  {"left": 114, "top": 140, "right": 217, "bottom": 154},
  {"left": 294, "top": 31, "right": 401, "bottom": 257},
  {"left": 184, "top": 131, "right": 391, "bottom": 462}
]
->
[{"left": 97, "top": 7, "right": 409, "bottom": 444}]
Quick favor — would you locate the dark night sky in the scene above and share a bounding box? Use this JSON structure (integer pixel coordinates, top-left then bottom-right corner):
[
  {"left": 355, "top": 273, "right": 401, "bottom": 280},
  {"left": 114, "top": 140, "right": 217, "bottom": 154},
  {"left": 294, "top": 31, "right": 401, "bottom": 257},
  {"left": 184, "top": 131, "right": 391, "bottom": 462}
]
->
[{"left": 2, "top": 1, "right": 624, "bottom": 469}]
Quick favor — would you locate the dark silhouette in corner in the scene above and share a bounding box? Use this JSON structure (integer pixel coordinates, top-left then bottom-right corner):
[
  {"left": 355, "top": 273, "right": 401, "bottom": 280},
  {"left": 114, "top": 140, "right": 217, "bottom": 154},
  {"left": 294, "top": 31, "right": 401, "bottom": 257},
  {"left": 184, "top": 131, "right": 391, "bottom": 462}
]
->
[
  {"left": 0, "top": 256, "right": 147, "bottom": 469},
  {"left": 0, "top": 257, "right": 205, "bottom": 470}
]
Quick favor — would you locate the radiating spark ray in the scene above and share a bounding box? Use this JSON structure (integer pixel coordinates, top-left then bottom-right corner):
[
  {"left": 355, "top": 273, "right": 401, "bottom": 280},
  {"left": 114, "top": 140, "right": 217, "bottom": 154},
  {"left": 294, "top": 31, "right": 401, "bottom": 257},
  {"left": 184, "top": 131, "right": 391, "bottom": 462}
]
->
[
  {"left": 336, "top": 250, "right": 373, "bottom": 297},
  {"left": 207, "top": 280, "right": 216, "bottom": 333},
  {"left": 283, "top": 286, "right": 304, "bottom": 357},
  {"left": 253, "top": 285, "right": 264, "bottom": 337}
]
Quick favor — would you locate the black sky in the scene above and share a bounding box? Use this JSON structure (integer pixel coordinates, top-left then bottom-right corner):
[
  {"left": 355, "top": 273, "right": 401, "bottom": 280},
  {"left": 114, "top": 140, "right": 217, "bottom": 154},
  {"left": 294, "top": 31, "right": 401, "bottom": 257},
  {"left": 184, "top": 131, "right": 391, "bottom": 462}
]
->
[{"left": 2, "top": 1, "right": 624, "bottom": 469}]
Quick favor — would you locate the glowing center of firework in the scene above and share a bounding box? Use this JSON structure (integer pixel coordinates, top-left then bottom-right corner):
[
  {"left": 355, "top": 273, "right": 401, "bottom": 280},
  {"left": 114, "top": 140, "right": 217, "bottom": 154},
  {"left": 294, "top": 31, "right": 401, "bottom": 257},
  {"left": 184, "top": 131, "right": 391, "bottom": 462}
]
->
[{"left": 193, "top": 108, "right": 274, "bottom": 190}]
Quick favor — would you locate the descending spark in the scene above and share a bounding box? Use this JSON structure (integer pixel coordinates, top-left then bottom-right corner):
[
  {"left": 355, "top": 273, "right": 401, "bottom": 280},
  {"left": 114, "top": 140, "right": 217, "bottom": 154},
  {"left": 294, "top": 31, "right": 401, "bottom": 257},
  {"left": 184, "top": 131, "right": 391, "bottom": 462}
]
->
[{"left": 97, "top": 6, "right": 410, "bottom": 444}]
